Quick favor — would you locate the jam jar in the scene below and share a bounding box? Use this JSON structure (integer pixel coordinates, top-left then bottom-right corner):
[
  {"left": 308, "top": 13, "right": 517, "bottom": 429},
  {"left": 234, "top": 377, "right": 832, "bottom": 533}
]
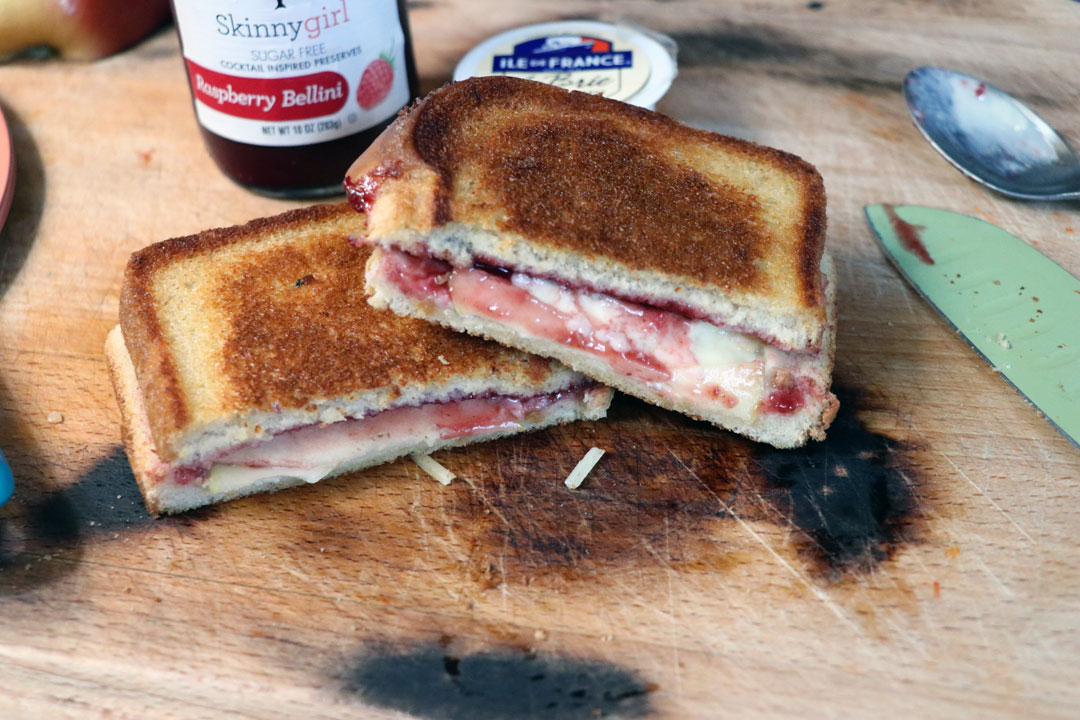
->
[{"left": 171, "top": 0, "right": 419, "bottom": 197}]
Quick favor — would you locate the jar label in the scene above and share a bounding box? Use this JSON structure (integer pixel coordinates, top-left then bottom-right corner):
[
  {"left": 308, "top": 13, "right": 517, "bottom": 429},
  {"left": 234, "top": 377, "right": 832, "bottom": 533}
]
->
[{"left": 173, "top": 0, "right": 409, "bottom": 147}]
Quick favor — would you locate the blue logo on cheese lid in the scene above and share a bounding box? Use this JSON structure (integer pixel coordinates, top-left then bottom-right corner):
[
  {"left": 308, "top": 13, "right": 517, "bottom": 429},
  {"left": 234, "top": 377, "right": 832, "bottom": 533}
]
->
[
  {"left": 493, "top": 35, "right": 633, "bottom": 73},
  {"left": 454, "top": 21, "right": 677, "bottom": 109}
]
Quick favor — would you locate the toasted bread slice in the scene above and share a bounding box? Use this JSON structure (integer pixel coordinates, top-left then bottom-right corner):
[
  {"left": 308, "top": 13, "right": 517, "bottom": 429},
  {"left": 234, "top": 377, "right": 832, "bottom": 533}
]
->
[
  {"left": 346, "top": 76, "right": 828, "bottom": 352},
  {"left": 109, "top": 203, "right": 611, "bottom": 515},
  {"left": 347, "top": 77, "right": 837, "bottom": 447}
]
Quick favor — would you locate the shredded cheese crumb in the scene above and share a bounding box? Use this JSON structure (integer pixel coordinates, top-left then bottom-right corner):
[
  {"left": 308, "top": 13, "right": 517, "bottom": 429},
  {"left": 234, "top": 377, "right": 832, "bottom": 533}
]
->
[
  {"left": 437, "top": 355, "right": 450, "bottom": 365},
  {"left": 564, "top": 447, "right": 605, "bottom": 490},
  {"left": 411, "top": 453, "right": 455, "bottom": 485},
  {"left": 47, "top": 411, "right": 64, "bottom": 424}
]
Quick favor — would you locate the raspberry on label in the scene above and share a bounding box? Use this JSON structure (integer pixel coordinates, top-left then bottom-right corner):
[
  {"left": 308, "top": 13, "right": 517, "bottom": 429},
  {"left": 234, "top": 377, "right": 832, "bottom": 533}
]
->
[{"left": 357, "top": 49, "right": 395, "bottom": 110}]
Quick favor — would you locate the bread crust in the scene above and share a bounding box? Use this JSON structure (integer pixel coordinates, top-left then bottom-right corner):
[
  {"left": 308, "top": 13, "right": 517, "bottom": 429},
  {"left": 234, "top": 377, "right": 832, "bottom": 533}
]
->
[
  {"left": 118, "top": 203, "right": 581, "bottom": 466},
  {"left": 347, "top": 76, "right": 829, "bottom": 350},
  {"left": 105, "top": 325, "right": 170, "bottom": 514}
]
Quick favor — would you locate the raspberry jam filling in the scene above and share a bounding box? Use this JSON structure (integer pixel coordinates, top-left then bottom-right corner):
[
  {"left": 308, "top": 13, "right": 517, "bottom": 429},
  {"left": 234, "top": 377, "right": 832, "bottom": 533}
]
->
[
  {"left": 165, "top": 386, "right": 590, "bottom": 487},
  {"left": 375, "top": 248, "right": 820, "bottom": 418},
  {"left": 344, "top": 161, "right": 402, "bottom": 214},
  {"left": 454, "top": 267, "right": 675, "bottom": 386},
  {"left": 764, "top": 383, "right": 808, "bottom": 415}
]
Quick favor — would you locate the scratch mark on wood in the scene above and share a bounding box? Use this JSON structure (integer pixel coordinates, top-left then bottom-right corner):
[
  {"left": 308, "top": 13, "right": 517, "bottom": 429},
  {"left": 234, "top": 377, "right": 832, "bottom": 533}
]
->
[
  {"left": 937, "top": 450, "right": 1035, "bottom": 544},
  {"left": 664, "top": 518, "right": 684, "bottom": 697},
  {"left": 668, "top": 450, "right": 856, "bottom": 628},
  {"left": 886, "top": 619, "right": 932, "bottom": 660},
  {"left": 975, "top": 556, "right": 1016, "bottom": 599},
  {"left": 286, "top": 566, "right": 310, "bottom": 583},
  {"left": 460, "top": 474, "right": 512, "bottom": 534}
]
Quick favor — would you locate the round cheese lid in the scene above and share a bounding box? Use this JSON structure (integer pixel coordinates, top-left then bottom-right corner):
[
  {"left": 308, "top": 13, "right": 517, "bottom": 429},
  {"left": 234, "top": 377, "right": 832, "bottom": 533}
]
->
[{"left": 453, "top": 20, "right": 678, "bottom": 110}]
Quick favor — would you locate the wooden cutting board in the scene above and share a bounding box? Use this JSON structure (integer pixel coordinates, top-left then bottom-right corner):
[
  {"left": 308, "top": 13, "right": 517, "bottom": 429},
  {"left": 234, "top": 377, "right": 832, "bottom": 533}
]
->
[{"left": 1, "top": 1, "right": 1079, "bottom": 717}]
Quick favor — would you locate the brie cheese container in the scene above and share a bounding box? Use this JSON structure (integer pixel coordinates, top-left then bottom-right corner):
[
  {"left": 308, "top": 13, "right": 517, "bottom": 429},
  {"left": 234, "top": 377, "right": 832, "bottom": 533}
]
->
[{"left": 453, "top": 20, "right": 678, "bottom": 110}]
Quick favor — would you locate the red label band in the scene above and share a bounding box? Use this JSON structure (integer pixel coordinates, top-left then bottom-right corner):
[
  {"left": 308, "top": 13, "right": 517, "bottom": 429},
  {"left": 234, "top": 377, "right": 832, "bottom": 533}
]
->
[{"left": 186, "top": 60, "right": 348, "bottom": 121}]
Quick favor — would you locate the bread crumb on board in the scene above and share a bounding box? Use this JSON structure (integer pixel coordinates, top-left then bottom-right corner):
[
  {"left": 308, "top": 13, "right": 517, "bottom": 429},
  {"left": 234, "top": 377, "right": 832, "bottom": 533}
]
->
[
  {"left": 564, "top": 447, "right": 605, "bottom": 489},
  {"left": 411, "top": 453, "right": 455, "bottom": 485}
]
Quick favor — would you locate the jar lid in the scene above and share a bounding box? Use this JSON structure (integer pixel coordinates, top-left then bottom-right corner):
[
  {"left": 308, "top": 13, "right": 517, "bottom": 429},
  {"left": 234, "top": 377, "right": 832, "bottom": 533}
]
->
[{"left": 453, "top": 20, "right": 678, "bottom": 110}]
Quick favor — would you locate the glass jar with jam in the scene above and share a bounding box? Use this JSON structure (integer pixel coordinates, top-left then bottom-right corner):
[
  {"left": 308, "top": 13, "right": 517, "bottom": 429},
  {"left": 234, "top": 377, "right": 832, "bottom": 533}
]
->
[{"left": 171, "top": 0, "right": 419, "bottom": 197}]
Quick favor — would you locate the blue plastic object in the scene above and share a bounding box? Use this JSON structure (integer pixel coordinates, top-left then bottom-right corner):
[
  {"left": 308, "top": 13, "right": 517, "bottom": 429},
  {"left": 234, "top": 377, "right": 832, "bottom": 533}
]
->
[{"left": 0, "top": 448, "right": 12, "bottom": 507}]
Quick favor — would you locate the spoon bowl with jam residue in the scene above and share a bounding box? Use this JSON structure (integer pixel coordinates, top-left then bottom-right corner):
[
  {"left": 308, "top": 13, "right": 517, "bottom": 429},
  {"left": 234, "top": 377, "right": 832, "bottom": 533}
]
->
[{"left": 904, "top": 67, "right": 1080, "bottom": 201}]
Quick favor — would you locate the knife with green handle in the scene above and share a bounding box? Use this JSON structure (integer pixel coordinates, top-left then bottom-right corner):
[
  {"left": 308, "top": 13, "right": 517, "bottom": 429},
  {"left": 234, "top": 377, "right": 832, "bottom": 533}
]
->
[{"left": 865, "top": 204, "right": 1080, "bottom": 448}]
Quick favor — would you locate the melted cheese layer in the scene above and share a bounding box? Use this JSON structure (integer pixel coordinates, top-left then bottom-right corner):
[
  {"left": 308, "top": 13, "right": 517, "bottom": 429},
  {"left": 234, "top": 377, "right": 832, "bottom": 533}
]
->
[
  {"left": 191, "top": 391, "right": 579, "bottom": 493},
  {"left": 376, "top": 248, "right": 811, "bottom": 421}
]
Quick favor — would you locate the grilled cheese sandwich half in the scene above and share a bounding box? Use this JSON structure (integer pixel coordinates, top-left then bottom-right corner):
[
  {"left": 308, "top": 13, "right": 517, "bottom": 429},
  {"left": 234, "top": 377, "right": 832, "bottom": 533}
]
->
[
  {"left": 107, "top": 203, "right": 611, "bottom": 515},
  {"left": 347, "top": 77, "right": 838, "bottom": 448}
]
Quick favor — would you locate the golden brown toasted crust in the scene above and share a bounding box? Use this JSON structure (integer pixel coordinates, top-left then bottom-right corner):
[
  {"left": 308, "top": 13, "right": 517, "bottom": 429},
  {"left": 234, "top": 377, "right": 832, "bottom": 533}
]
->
[
  {"left": 214, "top": 227, "right": 550, "bottom": 407},
  {"left": 347, "top": 76, "right": 828, "bottom": 313},
  {"left": 104, "top": 326, "right": 169, "bottom": 515},
  {"left": 119, "top": 203, "right": 562, "bottom": 463}
]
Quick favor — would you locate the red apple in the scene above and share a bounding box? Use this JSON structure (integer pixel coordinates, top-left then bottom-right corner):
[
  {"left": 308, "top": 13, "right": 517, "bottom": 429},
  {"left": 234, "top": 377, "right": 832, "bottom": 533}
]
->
[{"left": 0, "top": 0, "right": 171, "bottom": 61}]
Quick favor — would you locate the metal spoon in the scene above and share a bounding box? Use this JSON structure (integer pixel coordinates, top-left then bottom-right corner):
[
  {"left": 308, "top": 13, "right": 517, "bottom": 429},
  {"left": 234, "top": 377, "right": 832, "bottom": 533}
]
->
[{"left": 903, "top": 66, "right": 1080, "bottom": 201}]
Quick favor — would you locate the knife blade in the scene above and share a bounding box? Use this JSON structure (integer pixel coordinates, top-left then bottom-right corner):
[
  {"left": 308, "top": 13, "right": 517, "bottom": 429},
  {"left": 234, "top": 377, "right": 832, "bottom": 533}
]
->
[{"left": 865, "top": 204, "right": 1080, "bottom": 448}]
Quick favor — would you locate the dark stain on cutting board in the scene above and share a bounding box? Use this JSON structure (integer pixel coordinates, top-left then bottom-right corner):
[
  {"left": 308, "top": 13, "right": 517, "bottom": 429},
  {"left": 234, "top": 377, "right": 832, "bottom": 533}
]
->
[
  {"left": 451, "top": 387, "right": 923, "bottom": 584},
  {"left": 0, "top": 386, "right": 923, "bottom": 596},
  {"left": 342, "top": 642, "right": 652, "bottom": 719},
  {"left": 753, "top": 387, "right": 919, "bottom": 577}
]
